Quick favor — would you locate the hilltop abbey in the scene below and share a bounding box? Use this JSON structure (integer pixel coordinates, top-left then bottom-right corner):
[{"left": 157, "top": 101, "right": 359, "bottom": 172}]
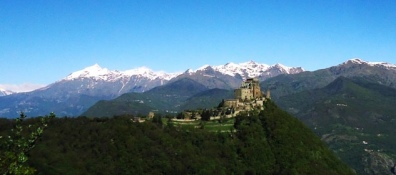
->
[
  {"left": 163, "top": 77, "right": 271, "bottom": 121},
  {"left": 223, "top": 78, "right": 270, "bottom": 114}
]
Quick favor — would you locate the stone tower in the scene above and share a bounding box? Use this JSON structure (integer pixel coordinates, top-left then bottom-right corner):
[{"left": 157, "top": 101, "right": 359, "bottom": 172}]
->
[
  {"left": 266, "top": 89, "right": 271, "bottom": 99},
  {"left": 234, "top": 78, "right": 262, "bottom": 100}
]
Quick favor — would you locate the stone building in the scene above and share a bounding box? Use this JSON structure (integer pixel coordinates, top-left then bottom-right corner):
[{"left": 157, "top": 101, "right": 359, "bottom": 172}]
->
[
  {"left": 223, "top": 78, "right": 270, "bottom": 113},
  {"left": 234, "top": 78, "right": 262, "bottom": 101}
]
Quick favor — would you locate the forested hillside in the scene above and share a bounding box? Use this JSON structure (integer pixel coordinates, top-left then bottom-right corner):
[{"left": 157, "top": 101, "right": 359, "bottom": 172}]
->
[
  {"left": 0, "top": 101, "right": 354, "bottom": 174},
  {"left": 276, "top": 76, "right": 396, "bottom": 174}
]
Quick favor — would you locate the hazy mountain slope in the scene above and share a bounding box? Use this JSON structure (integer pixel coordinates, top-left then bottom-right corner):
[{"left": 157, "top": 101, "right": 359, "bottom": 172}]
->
[
  {"left": 172, "top": 66, "right": 243, "bottom": 90},
  {"left": 179, "top": 88, "right": 234, "bottom": 110},
  {"left": 262, "top": 59, "right": 396, "bottom": 100},
  {"left": 82, "top": 78, "right": 209, "bottom": 117},
  {"left": 0, "top": 91, "right": 104, "bottom": 117},
  {"left": 276, "top": 77, "right": 396, "bottom": 175}
]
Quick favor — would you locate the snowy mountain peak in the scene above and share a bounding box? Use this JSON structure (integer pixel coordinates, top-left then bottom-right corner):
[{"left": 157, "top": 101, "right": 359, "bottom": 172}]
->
[
  {"left": 123, "top": 66, "right": 153, "bottom": 76},
  {"left": 197, "top": 65, "right": 211, "bottom": 71},
  {"left": 273, "top": 63, "right": 290, "bottom": 69},
  {"left": 240, "top": 60, "right": 259, "bottom": 66},
  {"left": 64, "top": 64, "right": 181, "bottom": 82},
  {"left": 64, "top": 64, "right": 113, "bottom": 80},
  {"left": 89, "top": 63, "right": 102, "bottom": 69},
  {"left": 184, "top": 69, "right": 194, "bottom": 74},
  {"left": 343, "top": 58, "right": 396, "bottom": 69},
  {"left": 184, "top": 61, "right": 303, "bottom": 79},
  {"left": 0, "top": 88, "right": 14, "bottom": 96},
  {"left": 347, "top": 58, "right": 366, "bottom": 64},
  {"left": 122, "top": 67, "right": 180, "bottom": 80}
]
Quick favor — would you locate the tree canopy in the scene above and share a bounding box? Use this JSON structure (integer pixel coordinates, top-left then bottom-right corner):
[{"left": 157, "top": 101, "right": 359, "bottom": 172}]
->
[{"left": 0, "top": 101, "right": 355, "bottom": 174}]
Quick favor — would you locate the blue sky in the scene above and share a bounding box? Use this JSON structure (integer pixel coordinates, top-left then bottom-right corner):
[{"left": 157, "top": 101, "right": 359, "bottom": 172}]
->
[{"left": 1, "top": 0, "right": 395, "bottom": 91}]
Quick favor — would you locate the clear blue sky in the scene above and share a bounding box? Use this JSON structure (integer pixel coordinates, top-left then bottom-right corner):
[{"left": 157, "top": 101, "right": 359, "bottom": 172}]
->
[{"left": 1, "top": 0, "right": 395, "bottom": 91}]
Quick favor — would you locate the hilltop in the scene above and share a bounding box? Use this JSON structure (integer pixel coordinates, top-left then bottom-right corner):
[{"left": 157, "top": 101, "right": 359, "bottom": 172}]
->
[{"left": 0, "top": 100, "right": 355, "bottom": 174}]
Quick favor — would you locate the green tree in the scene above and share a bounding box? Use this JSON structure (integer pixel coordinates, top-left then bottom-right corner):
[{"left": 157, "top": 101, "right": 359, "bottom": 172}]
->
[
  {"left": 234, "top": 112, "right": 275, "bottom": 174},
  {"left": 152, "top": 114, "right": 163, "bottom": 126},
  {"left": 0, "top": 112, "right": 55, "bottom": 175},
  {"left": 201, "top": 110, "right": 211, "bottom": 121}
]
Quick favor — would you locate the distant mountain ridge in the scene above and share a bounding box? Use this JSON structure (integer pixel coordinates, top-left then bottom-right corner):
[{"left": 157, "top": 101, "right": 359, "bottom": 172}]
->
[
  {"left": 0, "top": 60, "right": 303, "bottom": 118},
  {"left": 1, "top": 58, "right": 395, "bottom": 118},
  {"left": 262, "top": 58, "right": 396, "bottom": 100}
]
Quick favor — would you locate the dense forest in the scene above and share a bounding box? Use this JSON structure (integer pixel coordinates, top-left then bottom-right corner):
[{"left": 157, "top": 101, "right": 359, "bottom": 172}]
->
[{"left": 1, "top": 101, "right": 355, "bottom": 174}]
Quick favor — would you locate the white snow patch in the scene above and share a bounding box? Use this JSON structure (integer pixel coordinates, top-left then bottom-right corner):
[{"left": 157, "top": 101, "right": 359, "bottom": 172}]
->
[
  {"left": 344, "top": 58, "right": 396, "bottom": 69},
  {"left": 185, "top": 60, "right": 300, "bottom": 79},
  {"left": 64, "top": 64, "right": 181, "bottom": 81}
]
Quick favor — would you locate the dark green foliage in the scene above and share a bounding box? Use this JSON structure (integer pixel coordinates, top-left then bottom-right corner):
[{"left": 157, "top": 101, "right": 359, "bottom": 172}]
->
[
  {"left": 0, "top": 113, "right": 55, "bottom": 175},
  {"left": 234, "top": 112, "right": 275, "bottom": 174},
  {"left": 259, "top": 101, "right": 353, "bottom": 174},
  {"left": 21, "top": 116, "right": 239, "bottom": 174},
  {"left": 217, "top": 99, "right": 225, "bottom": 108},
  {"left": 151, "top": 114, "right": 163, "bottom": 126},
  {"left": 201, "top": 109, "right": 211, "bottom": 121},
  {"left": 0, "top": 102, "right": 354, "bottom": 174}
]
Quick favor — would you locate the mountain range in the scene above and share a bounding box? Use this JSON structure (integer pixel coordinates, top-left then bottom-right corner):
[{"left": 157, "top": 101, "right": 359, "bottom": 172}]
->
[
  {"left": 0, "top": 61, "right": 303, "bottom": 118},
  {"left": 83, "top": 58, "right": 396, "bottom": 117},
  {"left": 82, "top": 58, "right": 396, "bottom": 174},
  {"left": 1, "top": 58, "right": 396, "bottom": 174}
]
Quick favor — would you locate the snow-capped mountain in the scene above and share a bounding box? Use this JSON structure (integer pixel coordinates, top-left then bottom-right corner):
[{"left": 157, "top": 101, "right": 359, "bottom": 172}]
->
[
  {"left": 191, "top": 61, "right": 304, "bottom": 80},
  {"left": 56, "top": 61, "right": 303, "bottom": 95},
  {"left": 0, "top": 60, "right": 304, "bottom": 118},
  {"left": 342, "top": 58, "right": 396, "bottom": 70},
  {"left": 0, "top": 88, "right": 14, "bottom": 96},
  {"left": 213, "top": 61, "right": 303, "bottom": 77},
  {"left": 0, "top": 65, "right": 183, "bottom": 118},
  {"left": 176, "top": 61, "right": 304, "bottom": 89},
  {"left": 2, "top": 58, "right": 396, "bottom": 118},
  {"left": 51, "top": 64, "right": 182, "bottom": 97},
  {"left": 64, "top": 64, "right": 179, "bottom": 82}
]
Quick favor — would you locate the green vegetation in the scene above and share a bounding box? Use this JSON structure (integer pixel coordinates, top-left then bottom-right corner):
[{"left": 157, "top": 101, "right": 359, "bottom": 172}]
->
[
  {"left": 0, "top": 101, "right": 355, "bottom": 174},
  {"left": 276, "top": 76, "right": 396, "bottom": 174},
  {"left": 0, "top": 113, "right": 54, "bottom": 175}
]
